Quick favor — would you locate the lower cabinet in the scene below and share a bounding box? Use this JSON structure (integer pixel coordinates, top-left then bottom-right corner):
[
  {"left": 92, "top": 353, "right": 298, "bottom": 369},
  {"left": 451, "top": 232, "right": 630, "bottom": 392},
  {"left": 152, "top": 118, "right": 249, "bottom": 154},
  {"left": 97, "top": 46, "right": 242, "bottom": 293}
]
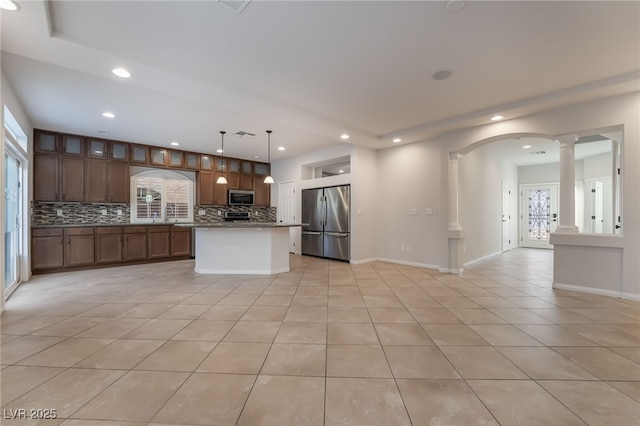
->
[
  {"left": 124, "top": 227, "right": 148, "bottom": 261},
  {"left": 95, "top": 227, "right": 123, "bottom": 264},
  {"left": 148, "top": 226, "right": 171, "bottom": 258},
  {"left": 32, "top": 224, "right": 191, "bottom": 273}
]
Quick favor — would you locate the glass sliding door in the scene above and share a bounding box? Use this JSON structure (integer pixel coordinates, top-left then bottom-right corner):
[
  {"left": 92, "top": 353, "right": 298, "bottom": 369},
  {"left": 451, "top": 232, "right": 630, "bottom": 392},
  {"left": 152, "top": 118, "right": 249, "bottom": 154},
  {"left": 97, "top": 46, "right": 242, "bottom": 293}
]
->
[{"left": 5, "top": 148, "right": 22, "bottom": 293}]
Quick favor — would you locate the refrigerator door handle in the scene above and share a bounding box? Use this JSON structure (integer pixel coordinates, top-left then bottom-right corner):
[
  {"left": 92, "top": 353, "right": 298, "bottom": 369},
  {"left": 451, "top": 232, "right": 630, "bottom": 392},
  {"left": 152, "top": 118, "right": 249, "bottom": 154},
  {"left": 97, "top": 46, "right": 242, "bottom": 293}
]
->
[
  {"left": 322, "top": 195, "right": 327, "bottom": 226},
  {"left": 302, "top": 231, "right": 322, "bottom": 235},
  {"left": 324, "top": 232, "right": 348, "bottom": 237}
]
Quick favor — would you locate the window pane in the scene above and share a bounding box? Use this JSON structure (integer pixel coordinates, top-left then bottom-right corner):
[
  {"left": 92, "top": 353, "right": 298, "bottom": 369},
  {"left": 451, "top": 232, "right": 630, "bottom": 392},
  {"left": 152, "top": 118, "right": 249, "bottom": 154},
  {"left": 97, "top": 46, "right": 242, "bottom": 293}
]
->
[{"left": 528, "top": 189, "right": 550, "bottom": 240}]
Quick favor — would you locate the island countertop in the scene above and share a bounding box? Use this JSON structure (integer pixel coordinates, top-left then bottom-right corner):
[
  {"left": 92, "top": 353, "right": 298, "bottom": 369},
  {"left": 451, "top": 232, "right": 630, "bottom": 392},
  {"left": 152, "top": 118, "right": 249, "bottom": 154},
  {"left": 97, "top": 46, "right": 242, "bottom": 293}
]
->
[{"left": 176, "top": 222, "right": 305, "bottom": 229}]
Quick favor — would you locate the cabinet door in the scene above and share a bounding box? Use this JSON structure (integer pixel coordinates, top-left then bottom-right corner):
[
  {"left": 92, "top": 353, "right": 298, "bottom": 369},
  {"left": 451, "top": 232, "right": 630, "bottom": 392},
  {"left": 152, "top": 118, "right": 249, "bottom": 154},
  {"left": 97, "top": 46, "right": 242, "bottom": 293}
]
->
[
  {"left": 150, "top": 148, "right": 167, "bottom": 166},
  {"left": 124, "top": 233, "right": 147, "bottom": 260},
  {"left": 228, "top": 159, "right": 240, "bottom": 173},
  {"left": 171, "top": 228, "right": 191, "bottom": 256},
  {"left": 227, "top": 173, "right": 240, "bottom": 190},
  {"left": 215, "top": 157, "right": 226, "bottom": 172},
  {"left": 148, "top": 229, "right": 171, "bottom": 258},
  {"left": 254, "top": 162, "right": 269, "bottom": 176},
  {"left": 239, "top": 174, "right": 253, "bottom": 190},
  {"left": 87, "top": 139, "right": 107, "bottom": 158},
  {"left": 198, "top": 171, "right": 215, "bottom": 205},
  {"left": 253, "top": 176, "right": 271, "bottom": 206},
  {"left": 168, "top": 150, "right": 184, "bottom": 168},
  {"left": 34, "top": 155, "right": 59, "bottom": 201},
  {"left": 110, "top": 141, "right": 129, "bottom": 161},
  {"left": 62, "top": 135, "right": 85, "bottom": 156},
  {"left": 214, "top": 173, "right": 228, "bottom": 205},
  {"left": 185, "top": 153, "right": 199, "bottom": 169},
  {"left": 95, "top": 232, "right": 123, "bottom": 264},
  {"left": 131, "top": 145, "right": 149, "bottom": 164},
  {"left": 65, "top": 234, "right": 95, "bottom": 266},
  {"left": 242, "top": 161, "right": 252, "bottom": 174},
  {"left": 108, "top": 162, "right": 130, "bottom": 203},
  {"left": 200, "top": 155, "right": 213, "bottom": 171},
  {"left": 32, "top": 236, "right": 64, "bottom": 269},
  {"left": 85, "top": 159, "right": 108, "bottom": 203},
  {"left": 60, "top": 157, "right": 85, "bottom": 201},
  {"left": 34, "top": 130, "right": 59, "bottom": 153}
]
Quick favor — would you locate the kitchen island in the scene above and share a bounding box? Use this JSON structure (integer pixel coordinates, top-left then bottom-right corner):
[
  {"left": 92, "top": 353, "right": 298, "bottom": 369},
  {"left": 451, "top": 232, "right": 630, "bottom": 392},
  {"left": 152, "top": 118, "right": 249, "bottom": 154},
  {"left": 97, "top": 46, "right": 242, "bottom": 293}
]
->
[{"left": 182, "top": 223, "right": 303, "bottom": 275}]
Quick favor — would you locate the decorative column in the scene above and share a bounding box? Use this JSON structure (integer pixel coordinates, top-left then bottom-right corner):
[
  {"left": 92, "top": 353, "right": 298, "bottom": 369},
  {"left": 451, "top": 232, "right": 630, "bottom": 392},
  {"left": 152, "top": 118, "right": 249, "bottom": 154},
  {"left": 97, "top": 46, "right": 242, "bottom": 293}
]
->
[
  {"left": 447, "top": 151, "right": 466, "bottom": 274},
  {"left": 555, "top": 136, "right": 579, "bottom": 233},
  {"left": 448, "top": 152, "right": 462, "bottom": 230}
]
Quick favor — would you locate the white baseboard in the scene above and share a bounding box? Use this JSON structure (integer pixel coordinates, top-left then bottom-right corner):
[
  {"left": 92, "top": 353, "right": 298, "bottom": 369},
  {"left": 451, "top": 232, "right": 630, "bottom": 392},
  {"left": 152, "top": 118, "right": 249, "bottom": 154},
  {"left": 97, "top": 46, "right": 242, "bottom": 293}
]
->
[
  {"left": 463, "top": 251, "right": 502, "bottom": 267},
  {"left": 553, "top": 281, "right": 640, "bottom": 301},
  {"left": 349, "top": 258, "right": 378, "bottom": 265},
  {"left": 439, "top": 267, "right": 464, "bottom": 274},
  {"left": 374, "top": 257, "right": 441, "bottom": 271}
]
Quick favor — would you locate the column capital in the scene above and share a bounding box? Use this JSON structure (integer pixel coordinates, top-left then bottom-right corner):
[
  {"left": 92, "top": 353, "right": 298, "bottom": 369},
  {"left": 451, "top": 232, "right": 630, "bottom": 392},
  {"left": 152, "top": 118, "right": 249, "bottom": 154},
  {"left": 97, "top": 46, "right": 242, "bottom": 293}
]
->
[
  {"left": 555, "top": 134, "right": 579, "bottom": 148},
  {"left": 449, "top": 151, "right": 462, "bottom": 161}
]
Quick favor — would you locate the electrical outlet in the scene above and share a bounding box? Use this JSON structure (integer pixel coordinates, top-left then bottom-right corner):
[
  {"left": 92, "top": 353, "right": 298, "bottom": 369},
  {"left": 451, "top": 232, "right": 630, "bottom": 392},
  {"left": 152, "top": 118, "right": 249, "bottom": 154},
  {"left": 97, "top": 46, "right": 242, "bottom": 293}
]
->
[
  {"left": 56, "top": 209, "right": 63, "bottom": 217},
  {"left": 101, "top": 209, "right": 107, "bottom": 215},
  {"left": 425, "top": 208, "right": 433, "bottom": 215},
  {"left": 198, "top": 209, "right": 206, "bottom": 216},
  {"left": 117, "top": 209, "right": 123, "bottom": 216},
  {"left": 409, "top": 208, "right": 418, "bottom": 216}
]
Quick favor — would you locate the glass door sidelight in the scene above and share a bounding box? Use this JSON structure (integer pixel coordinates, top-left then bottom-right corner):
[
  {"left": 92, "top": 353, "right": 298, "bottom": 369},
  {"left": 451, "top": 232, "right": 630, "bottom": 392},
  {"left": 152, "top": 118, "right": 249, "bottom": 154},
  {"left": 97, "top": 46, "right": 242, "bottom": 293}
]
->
[
  {"left": 520, "top": 184, "right": 558, "bottom": 249},
  {"left": 4, "top": 148, "right": 22, "bottom": 292}
]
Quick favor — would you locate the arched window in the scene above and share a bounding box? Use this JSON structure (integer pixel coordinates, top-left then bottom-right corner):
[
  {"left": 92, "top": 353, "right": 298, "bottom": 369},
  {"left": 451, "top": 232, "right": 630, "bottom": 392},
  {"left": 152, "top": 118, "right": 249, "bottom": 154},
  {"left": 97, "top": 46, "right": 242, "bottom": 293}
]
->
[{"left": 130, "top": 169, "right": 194, "bottom": 223}]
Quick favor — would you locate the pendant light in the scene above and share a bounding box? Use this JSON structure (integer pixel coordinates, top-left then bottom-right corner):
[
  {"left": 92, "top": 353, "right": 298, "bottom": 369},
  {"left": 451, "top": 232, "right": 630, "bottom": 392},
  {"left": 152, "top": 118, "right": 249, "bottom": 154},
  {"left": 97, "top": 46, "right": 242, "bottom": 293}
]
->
[
  {"left": 264, "top": 130, "right": 274, "bottom": 184},
  {"left": 216, "top": 131, "right": 228, "bottom": 184}
]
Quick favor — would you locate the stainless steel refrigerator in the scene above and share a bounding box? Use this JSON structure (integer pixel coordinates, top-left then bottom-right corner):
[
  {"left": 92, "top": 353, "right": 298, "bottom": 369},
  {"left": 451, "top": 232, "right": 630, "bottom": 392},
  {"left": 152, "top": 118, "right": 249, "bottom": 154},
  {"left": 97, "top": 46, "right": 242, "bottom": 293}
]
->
[{"left": 301, "top": 185, "right": 350, "bottom": 261}]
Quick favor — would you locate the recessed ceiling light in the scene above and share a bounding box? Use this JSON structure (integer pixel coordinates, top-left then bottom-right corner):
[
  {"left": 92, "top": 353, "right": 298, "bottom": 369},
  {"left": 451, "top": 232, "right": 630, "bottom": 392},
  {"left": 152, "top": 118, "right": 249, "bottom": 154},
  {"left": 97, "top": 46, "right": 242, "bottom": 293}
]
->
[
  {"left": 393, "top": 138, "right": 402, "bottom": 143},
  {"left": 491, "top": 115, "right": 504, "bottom": 121},
  {"left": 170, "top": 141, "right": 179, "bottom": 146},
  {"left": 445, "top": 0, "right": 466, "bottom": 13},
  {"left": 339, "top": 170, "right": 344, "bottom": 174},
  {"left": 522, "top": 145, "right": 532, "bottom": 149},
  {"left": 0, "top": 0, "right": 19, "bottom": 11},
  {"left": 432, "top": 70, "right": 452, "bottom": 81},
  {"left": 216, "top": 149, "right": 223, "bottom": 153},
  {"left": 97, "top": 130, "right": 110, "bottom": 135},
  {"left": 340, "top": 134, "right": 350, "bottom": 140},
  {"left": 277, "top": 146, "right": 285, "bottom": 151},
  {"left": 102, "top": 112, "right": 115, "bottom": 118},
  {"left": 253, "top": 155, "right": 259, "bottom": 159},
  {"left": 112, "top": 68, "right": 131, "bottom": 78}
]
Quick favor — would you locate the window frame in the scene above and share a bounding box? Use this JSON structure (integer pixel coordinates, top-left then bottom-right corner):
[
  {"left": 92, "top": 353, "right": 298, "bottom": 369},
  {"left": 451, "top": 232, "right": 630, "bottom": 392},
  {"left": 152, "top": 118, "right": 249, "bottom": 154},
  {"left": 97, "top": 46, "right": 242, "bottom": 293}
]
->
[{"left": 130, "top": 169, "right": 194, "bottom": 224}]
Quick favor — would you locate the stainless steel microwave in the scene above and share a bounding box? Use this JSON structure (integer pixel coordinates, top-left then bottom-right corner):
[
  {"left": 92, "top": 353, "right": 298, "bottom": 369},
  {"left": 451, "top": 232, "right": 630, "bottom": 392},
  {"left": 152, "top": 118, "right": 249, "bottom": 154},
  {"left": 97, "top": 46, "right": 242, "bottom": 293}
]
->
[{"left": 228, "top": 190, "right": 254, "bottom": 206}]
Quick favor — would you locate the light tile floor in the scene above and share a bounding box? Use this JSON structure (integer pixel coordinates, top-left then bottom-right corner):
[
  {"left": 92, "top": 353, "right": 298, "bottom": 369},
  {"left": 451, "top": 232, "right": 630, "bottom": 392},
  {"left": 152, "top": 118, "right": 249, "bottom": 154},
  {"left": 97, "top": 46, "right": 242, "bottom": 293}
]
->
[{"left": 1, "top": 249, "right": 639, "bottom": 425}]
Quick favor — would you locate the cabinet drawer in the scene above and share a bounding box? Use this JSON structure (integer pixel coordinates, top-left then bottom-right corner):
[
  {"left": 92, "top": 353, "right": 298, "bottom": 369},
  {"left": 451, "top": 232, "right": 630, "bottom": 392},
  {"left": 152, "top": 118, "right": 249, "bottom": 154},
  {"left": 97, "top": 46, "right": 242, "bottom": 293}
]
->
[
  {"left": 148, "top": 225, "right": 172, "bottom": 232},
  {"left": 124, "top": 226, "right": 147, "bottom": 234},
  {"left": 32, "top": 228, "right": 63, "bottom": 237},
  {"left": 66, "top": 227, "right": 95, "bottom": 236},
  {"left": 96, "top": 227, "right": 123, "bottom": 235}
]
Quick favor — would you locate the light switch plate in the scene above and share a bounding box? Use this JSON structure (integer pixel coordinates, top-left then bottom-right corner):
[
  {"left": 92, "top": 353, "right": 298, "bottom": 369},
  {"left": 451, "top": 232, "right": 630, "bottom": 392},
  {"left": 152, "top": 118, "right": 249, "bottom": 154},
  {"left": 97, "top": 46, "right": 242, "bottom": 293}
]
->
[
  {"left": 117, "top": 209, "right": 123, "bottom": 216},
  {"left": 409, "top": 208, "right": 418, "bottom": 216},
  {"left": 198, "top": 209, "right": 206, "bottom": 216},
  {"left": 56, "top": 209, "right": 63, "bottom": 216},
  {"left": 101, "top": 209, "right": 107, "bottom": 215},
  {"left": 425, "top": 208, "right": 433, "bottom": 215}
]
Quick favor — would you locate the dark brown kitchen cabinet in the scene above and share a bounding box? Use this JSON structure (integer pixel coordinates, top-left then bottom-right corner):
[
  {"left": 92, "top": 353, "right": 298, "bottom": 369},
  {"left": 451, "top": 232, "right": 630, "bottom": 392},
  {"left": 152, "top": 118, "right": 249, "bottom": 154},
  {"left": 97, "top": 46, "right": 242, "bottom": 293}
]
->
[
  {"left": 108, "top": 162, "right": 129, "bottom": 203},
  {"left": 150, "top": 148, "right": 167, "bottom": 166},
  {"left": 85, "top": 160, "right": 129, "bottom": 203},
  {"left": 148, "top": 226, "right": 171, "bottom": 258},
  {"left": 200, "top": 155, "right": 213, "bottom": 171},
  {"left": 31, "top": 228, "right": 64, "bottom": 269},
  {"left": 87, "top": 139, "right": 107, "bottom": 158},
  {"left": 198, "top": 171, "right": 215, "bottom": 205},
  {"left": 123, "top": 227, "right": 147, "bottom": 261},
  {"left": 131, "top": 145, "right": 149, "bottom": 164},
  {"left": 110, "top": 141, "right": 129, "bottom": 161},
  {"left": 185, "top": 153, "right": 199, "bottom": 169},
  {"left": 34, "top": 130, "right": 59, "bottom": 154},
  {"left": 253, "top": 176, "right": 270, "bottom": 207},
  {"left": 34, "top": 154, "right": 59, "bottom": 201},
  {"left": 171, "top": 227, "right": 191, "bottom": 257},
  {"left": 62, "top": 135, "right": 85, "bottom": 156},
  {"left": 95, "top": 227, "right": 123, "bottom": 264},
  {"left": 227, "top": 173, "right": 240, "bottom": 190},
  {"left": 65, "top": 228, "right": 95, "bottom": 267},
  {"left": 60, "top": 157, "right": 85, "bottom": 202},
  {"left": 254, "top": 162, "right": 269, "bottom": 176},
  {"left": 168, "top": 150, "right": 184, "bottom": 168},
  {"left": 214, "top": 173, "right": 228, "bottom": 205}
]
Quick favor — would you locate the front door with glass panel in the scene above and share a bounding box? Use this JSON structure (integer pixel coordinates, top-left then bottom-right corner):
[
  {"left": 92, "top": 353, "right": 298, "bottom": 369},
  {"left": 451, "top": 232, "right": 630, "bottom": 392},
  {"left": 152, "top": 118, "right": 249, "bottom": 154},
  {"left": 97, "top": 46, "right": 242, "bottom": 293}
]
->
[
  {"left": 5, "top": 149, "right": 22, "bottom": 292},
  {"left": 520, "top": 184, "right": 558, "bottom": 249}
]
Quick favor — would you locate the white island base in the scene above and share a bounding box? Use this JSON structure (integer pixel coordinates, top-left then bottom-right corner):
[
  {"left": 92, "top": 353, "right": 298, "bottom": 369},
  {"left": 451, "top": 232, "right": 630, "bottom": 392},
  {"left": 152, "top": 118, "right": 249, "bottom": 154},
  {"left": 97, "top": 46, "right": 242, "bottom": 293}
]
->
[{"left": 194, "top": 226, "right": 291, "bottom": 275}]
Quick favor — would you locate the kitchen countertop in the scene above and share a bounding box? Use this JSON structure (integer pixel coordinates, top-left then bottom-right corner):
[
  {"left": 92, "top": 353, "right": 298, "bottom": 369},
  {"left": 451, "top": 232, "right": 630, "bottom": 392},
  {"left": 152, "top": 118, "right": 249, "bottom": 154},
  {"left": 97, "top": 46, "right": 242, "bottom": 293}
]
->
[
  {"left": 179, "top": 222, "right": 304, "bottom": 228},
  {"left": 32, "top": 222, "right": 195, "bottom": 228}
]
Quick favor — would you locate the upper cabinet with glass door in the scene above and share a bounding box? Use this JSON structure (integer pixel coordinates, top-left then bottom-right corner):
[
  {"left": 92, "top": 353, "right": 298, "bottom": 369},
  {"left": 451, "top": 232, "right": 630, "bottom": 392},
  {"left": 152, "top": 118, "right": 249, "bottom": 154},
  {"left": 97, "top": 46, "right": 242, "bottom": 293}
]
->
[
  {"left": 34, "top": 130, "right": 59, "bottom": 154},
  {"left": 62, "top": 135, "right": 85, "bottom": 156}
]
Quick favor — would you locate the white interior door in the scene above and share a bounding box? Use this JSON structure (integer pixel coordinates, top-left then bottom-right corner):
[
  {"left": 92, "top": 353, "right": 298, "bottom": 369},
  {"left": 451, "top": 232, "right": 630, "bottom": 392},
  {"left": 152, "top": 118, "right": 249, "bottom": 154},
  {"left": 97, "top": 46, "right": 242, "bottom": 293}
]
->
[
  {"left": 4, "top": 148, "right": 22, "bottom": 293},
  {"left": 502, "top": 180, "right": 511, "bottom": 252},
  {"left": 520, "top": 184, "right": 558, "bottom": 249},
  {"left": 278, "top": 181, "right": 298, "bottom": 253}
]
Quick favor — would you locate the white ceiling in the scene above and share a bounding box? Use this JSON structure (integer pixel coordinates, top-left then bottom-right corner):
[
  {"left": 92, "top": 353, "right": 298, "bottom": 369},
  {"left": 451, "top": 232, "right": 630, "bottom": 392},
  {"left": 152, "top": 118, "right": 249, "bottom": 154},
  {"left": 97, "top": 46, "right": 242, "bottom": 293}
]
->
[{"left": 1, "top": 1, "right": 639, "bottom": 163}]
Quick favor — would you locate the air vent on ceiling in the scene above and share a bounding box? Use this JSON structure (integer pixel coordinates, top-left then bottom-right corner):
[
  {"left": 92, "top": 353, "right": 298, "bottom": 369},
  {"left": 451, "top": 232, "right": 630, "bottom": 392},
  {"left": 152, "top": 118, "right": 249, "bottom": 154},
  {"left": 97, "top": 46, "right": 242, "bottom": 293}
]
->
[
  {"left": 235, "top": 131, "right": 256, "bottom": 137},
  {"left": 218, "top": 0, "right": 251, "bottom": 14},
  {"left": 530, "top": 150, "right": 547, "bottom": 156}
]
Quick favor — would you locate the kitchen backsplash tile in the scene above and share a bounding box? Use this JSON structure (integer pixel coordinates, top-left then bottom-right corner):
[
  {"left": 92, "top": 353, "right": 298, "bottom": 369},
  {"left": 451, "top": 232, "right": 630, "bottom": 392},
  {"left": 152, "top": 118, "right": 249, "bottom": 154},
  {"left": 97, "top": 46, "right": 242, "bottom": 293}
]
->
[{"left": 32, "top": 202, "right": 276, "bottom": 225}]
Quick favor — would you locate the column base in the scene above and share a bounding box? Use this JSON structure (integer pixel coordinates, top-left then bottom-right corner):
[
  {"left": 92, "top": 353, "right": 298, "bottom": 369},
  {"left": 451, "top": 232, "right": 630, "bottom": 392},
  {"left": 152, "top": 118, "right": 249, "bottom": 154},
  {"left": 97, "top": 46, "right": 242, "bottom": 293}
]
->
[
  {"left": 554, "top": 225, "right": 580, "bottom": 234},
  {"left": 447, "top": 229, "right": 466, "bottom": 274}
]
